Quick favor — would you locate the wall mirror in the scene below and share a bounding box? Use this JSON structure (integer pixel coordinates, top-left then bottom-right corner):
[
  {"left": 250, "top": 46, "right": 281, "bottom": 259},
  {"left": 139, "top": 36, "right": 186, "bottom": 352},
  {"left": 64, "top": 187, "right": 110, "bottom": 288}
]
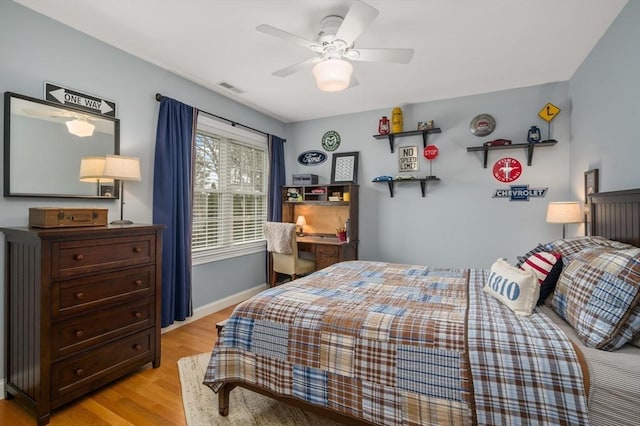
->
[{"left": 4, "top": 91, "right": 120, "bottom": 198}]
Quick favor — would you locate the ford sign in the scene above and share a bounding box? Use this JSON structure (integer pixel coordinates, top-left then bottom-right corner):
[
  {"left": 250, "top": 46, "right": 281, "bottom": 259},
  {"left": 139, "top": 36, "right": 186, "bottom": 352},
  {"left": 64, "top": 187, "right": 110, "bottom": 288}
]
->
[{"left": 298, "top": 150, "right": 327, "bottom": 166}]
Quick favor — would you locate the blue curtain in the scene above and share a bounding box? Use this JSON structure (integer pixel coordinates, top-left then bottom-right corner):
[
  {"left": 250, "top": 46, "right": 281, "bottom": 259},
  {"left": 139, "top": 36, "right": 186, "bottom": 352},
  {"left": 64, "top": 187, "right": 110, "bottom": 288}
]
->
[
  {"left": 268, "top": 134, "right": 286, "bottom": 221},
  {"left": 153, "top": 96, "right": 195, "bottom": 327},
  {"left": 266, "top": 135, "right": 286, "bottom": 283}
]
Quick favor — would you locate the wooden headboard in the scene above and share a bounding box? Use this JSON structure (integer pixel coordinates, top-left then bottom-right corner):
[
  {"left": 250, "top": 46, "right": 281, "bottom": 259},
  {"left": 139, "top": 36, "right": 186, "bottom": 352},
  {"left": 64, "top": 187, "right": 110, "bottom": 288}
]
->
[{"left": 589, "top": 188, "right": 640, "bottom": 247}]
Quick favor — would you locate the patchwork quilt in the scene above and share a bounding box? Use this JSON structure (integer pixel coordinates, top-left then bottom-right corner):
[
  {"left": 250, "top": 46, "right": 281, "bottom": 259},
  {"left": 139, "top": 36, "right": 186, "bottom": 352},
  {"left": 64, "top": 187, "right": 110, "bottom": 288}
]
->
[{"left": 204, "top": 261, "right": 589, "bottom": 425}]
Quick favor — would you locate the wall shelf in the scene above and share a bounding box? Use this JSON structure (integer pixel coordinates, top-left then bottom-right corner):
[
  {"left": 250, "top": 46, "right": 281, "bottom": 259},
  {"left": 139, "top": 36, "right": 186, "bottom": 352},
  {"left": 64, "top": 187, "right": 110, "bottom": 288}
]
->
[
  {"left": 373, "top": 176, "right": 441, "bottom": 197},
  {"left": 466, "top": 139, "right": 557, "bottom": 168},
  {"left": 373, "top": 128, "right": 442, "bottom": 153}
]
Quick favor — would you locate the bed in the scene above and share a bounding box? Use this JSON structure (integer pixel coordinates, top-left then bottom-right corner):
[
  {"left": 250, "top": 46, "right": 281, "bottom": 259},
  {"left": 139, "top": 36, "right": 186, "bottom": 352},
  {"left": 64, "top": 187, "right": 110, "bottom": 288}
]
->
[{"left": 204, "top": 188, "right": 640, "bottom": 425}]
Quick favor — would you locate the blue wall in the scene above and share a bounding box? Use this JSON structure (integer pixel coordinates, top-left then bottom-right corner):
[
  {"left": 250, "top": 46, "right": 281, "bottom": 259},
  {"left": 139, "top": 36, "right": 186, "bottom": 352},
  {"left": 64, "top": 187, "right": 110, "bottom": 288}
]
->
[
  {"left": 286, "top": 82, "right": 572, "bottom": 268},
  {"left": 569, "top": 0, "right": 640, "bottom": 195}
]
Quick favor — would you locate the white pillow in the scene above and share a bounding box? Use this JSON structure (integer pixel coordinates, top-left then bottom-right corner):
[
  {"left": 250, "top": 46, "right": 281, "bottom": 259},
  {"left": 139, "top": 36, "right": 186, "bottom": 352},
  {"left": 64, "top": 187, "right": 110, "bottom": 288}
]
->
[{"left": 484, "top": 258, "right": 539, "bottom": 316}]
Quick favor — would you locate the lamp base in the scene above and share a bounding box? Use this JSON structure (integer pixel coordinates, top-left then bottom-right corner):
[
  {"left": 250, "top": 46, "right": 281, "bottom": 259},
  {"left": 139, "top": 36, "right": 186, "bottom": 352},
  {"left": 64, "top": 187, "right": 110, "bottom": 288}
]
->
[{"left": 111, "top": 219, "right": 133, "bottom": 225}]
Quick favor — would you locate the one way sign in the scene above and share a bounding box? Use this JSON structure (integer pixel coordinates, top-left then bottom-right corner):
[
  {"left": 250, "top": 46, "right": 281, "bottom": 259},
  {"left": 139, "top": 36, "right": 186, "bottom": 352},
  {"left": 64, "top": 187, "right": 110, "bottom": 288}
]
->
[{"left": 44, "top": 82, "right": 116, "bottom": 118}]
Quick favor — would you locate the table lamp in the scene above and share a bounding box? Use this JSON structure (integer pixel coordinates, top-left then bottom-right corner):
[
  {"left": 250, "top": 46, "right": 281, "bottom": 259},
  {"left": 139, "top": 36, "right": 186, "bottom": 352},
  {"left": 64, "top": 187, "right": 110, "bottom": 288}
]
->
[
  {"left": 546, "top": 202, "right": 582, "bottom": 238},
  {"left": 79, "top": 156, "right": 114, "bottom": 196},
  {"left": 102, "top": 154, "right": 141, "bottom": 224},
  {"left": 296, "top": 215, "right": 307, "bottom": 236}
]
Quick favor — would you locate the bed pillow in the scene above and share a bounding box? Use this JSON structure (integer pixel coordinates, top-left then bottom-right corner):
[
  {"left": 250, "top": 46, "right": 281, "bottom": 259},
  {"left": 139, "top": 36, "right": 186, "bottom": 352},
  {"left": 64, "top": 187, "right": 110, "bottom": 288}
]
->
[
  {"left": 544, "top": 236, "right": 635, "bottom": 264},
  {"left": 484, "top": 259, "right": 539, "bottom": 316},
  {"left": 515, "top": 243, "right": 546, "bottom": 268},
  {"left": 552, "top": 248, "right": 640, "bottom": 350},
  {"left": 520, "top": 251, "right": 563, "bottom": 305}
]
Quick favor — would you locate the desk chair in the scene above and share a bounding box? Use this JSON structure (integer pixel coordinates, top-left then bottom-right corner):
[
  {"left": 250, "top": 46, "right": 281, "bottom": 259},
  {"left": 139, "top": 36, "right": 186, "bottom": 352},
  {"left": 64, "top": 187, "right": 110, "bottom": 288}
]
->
[{"left": 264, "top": 222, "right": 315, "bottom": 287}]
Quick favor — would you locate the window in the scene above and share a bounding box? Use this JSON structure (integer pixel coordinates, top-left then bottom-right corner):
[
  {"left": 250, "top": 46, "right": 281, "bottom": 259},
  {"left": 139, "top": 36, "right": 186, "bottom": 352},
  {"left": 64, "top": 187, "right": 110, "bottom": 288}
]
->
[{"left": 192, "top": 113, "right": 268, "bottom": 264}]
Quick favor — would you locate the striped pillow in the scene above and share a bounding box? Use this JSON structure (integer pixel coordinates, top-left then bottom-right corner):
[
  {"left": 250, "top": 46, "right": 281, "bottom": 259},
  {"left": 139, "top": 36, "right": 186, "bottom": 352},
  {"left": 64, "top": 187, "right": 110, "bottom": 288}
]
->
[{"left": 520, "top": 252, "right": 563, "bottom": 305}]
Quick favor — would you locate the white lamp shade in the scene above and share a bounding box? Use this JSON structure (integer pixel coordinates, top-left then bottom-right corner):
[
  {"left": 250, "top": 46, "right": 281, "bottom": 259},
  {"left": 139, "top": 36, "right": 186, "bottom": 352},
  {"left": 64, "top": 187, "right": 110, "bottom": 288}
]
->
[
  {"left": 66, "top": 118, "right": 95, "bottom": 137},
  {"left": 546, "top": 202, "right": 583, "bottom": 224},
  {"left": 296, "top": 215, "right": 307, "bottom": 226},
  {"left": 312, "top": 59, "right": 353, "bottom": 92},
  {"left": 79, "top": 156, "right": 114, "bottom": 183},
  {"left": 102, "top": 154, "right": 142, "bottom": 181}
]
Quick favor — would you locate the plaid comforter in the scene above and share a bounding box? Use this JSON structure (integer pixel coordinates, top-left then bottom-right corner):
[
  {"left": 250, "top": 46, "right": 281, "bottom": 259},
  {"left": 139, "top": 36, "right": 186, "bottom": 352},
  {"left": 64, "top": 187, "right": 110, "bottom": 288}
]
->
[{"left": 204, "top": 261, "right": 589, "bottom": 425}]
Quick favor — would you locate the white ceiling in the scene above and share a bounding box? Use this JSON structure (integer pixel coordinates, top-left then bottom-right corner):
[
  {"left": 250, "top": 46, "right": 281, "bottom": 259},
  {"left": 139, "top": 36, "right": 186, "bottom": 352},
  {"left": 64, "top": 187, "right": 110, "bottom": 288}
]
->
[{"left": 15, "top": 0, "right": 627, "bottom": 123}]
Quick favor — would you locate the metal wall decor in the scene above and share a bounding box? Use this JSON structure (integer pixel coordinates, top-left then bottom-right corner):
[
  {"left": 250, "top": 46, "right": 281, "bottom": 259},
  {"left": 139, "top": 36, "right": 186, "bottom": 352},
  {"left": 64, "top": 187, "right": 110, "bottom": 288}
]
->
[
  {"left": 321, "top": 130, "right": 341, "bottom": 151},
  {"left": 297, "top": 150, "right": 327, "bottom": 166},
  {"left": 470, "top": 113, "right": 496, "bottom": 136}
]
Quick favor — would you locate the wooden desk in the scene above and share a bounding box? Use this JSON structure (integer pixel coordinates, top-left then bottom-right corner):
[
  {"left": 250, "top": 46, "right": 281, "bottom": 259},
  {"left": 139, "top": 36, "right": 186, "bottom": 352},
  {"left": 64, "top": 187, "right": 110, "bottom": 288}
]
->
[{"left": 297, "top": 235, "right": 358, "bottom": 270}]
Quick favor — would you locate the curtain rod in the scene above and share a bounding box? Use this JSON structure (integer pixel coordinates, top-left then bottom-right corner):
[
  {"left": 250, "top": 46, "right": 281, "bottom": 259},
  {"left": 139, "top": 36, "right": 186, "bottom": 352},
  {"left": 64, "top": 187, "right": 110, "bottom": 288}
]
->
[{"left": 155, "top": 93, "right": 284, "bottom": 141}]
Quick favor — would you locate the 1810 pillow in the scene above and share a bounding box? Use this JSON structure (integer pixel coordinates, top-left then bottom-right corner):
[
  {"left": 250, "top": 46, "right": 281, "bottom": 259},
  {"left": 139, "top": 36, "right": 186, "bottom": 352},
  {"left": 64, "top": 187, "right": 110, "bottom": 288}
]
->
[
  {"left": 485, "top": 259, "right": 539, "bottom": 316},
  {"left": 520, "top": 251, "right": 563, "bottom": 305}
]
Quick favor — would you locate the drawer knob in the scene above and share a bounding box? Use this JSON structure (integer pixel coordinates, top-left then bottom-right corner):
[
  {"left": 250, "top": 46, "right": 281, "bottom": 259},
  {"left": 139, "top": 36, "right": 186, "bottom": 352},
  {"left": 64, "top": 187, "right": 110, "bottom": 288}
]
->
[
  {"left": 134, "top": 311, "right": 142, "bottom": 319},
  {"left": 133, "top": 344, "right": 142, "bottom": 351},
  {"left": 75, "top": 368, "right": 84, "bottom": 376},
  {"left": 75, "top": 330, "right": 84, "bottom": 338},
  {"left": 75, "top": 292, "right": 85, "bottom": 300},
  {"left": 133, "top": 247, "right": 142, "bottom": 253},
  {"left": 134, "top": 279, "right": 143, "bottom": 287},
  {"left": 74, "top": 254, "right": 84, "bottom": 261}
]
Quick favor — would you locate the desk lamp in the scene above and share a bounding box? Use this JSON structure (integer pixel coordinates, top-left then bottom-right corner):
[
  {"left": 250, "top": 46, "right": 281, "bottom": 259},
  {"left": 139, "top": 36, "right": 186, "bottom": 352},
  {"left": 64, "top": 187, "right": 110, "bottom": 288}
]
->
[{"left": 296, "top": 215, "right": 307, "bottom": 236}]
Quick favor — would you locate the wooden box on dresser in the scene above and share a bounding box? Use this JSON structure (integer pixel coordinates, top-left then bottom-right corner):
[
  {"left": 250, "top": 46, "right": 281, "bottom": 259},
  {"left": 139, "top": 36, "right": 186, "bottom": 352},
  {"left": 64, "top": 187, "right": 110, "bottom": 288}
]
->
[{"left": 1, "top": 224, "right": 164, "bottom": 425}]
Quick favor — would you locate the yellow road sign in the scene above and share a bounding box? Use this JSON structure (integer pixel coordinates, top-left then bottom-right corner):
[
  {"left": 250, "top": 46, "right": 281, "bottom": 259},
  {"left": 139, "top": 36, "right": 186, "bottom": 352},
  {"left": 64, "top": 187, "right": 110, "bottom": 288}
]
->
[{"left": 538, "top": 103, "right": 560, "bottom": 122}]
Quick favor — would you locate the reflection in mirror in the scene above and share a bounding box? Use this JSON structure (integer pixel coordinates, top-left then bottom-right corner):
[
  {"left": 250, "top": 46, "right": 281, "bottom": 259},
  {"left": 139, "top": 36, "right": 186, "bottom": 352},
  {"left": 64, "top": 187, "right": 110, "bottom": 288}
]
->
[{"left": 4, "top": 91, "right": 120, "bottom": 198}]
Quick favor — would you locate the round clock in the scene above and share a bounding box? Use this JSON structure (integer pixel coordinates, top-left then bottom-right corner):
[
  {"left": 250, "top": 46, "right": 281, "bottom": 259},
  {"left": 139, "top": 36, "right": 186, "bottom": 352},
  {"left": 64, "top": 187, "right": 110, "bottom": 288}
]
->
[
  {"left": 493, "top": 157, "right": 522, "bottom": 183},
  {"left": 470, "top": 114, "right": 496, "bottom": 137},
  {"left": 321, "top": 130, "right": 341, "bottom": 151}
]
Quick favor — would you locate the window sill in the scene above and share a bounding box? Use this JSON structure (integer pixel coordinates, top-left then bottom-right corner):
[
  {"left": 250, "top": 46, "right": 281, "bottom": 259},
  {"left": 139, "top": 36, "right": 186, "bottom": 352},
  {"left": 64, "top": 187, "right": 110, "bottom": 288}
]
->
[{"left": 192, "top": 241, "right": 266, "bottom": 266}]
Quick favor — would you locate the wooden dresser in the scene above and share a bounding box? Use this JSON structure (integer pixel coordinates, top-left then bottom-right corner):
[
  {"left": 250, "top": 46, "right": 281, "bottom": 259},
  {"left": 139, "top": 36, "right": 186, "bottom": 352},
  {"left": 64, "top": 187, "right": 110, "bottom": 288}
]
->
[{"left": 1, "top": 224, "right": 164, "bottom": 425}]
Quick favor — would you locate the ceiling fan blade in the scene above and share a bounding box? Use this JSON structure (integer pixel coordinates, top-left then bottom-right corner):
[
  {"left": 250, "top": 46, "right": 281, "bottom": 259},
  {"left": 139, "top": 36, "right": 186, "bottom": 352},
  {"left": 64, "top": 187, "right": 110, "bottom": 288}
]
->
[
  {"left": 256, "top": 24, "right": 318, "bottom": 50},
  {"left": 334, "top": 0, "right": 379, "bottom": 46},
  {"left": 347, "top": 48, "right": 415, "bottom": 63},
  {"left": 272, "top": 57, "right": 320, "bottom": 77}
]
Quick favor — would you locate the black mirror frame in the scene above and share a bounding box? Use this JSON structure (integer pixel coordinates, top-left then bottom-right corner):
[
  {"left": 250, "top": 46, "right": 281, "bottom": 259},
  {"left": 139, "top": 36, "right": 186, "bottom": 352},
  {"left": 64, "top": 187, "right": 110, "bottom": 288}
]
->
[{"left": 3, "top": 91, "right": 120, "bottom": 199}]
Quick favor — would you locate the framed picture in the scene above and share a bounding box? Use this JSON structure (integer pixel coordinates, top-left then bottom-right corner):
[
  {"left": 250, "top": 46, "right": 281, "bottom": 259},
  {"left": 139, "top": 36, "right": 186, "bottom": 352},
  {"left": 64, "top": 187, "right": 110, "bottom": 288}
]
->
[
  {"left": 584, "top": 168, "right": 599, "bottom": 235},
  {"left": 331, "top": 152, "right": 359, "bottom": 184},
  {"left": 100, "top": 185, "right": 115, "bottom": 197}
]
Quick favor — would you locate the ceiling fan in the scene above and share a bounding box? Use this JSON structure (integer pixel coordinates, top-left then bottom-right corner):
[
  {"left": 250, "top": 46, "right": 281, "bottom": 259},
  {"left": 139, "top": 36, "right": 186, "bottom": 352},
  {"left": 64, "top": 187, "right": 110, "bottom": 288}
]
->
[{"left": 256, "top": 0, "right": 414, "bottom": 91}]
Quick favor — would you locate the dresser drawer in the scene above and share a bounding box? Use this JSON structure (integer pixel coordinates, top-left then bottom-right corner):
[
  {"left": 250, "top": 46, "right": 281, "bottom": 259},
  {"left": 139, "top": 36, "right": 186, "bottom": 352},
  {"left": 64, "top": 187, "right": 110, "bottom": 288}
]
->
[
  {"left": 52, "top": 235, "right": 156, "bottom": 278},
  {"left": 52, "top": 298, "right": 154, "bottom": 357},
  {"left": 51, "top": 329, "right": 153, "bottom": 402},
  {"left": 52, "top": 266, "right": 155, "bottom": 318}
]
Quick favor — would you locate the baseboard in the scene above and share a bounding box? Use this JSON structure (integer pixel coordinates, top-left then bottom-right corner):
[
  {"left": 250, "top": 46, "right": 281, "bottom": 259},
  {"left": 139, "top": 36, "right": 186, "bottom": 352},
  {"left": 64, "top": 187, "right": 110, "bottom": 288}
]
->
[
  {"left": 161, "top": 282, "right": 268, "bottom": 333},
  {"left": 0, "top": 378, "right": 4, "bottom": 400}
]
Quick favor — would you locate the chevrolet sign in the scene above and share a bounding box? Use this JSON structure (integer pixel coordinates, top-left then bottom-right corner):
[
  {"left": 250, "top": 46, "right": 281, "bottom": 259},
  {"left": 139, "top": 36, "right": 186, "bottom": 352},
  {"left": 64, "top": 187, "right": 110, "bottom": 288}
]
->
[{"left": 493, "top": 185, "right": 548, "bottom": 201}]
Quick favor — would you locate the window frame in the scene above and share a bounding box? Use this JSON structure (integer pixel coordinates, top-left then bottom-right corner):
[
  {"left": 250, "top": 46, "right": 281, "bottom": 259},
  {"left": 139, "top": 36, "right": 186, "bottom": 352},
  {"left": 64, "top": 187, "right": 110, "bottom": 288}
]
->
[{"left": 192, "top": 113, "right": 268, "bottom": 266}]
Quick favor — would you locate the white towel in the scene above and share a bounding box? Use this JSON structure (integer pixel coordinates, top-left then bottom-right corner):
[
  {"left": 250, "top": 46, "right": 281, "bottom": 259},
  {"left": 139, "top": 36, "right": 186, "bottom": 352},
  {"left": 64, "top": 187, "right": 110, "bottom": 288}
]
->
[{"left": 263, "top": 222, "right": 295, "bottom": 254}]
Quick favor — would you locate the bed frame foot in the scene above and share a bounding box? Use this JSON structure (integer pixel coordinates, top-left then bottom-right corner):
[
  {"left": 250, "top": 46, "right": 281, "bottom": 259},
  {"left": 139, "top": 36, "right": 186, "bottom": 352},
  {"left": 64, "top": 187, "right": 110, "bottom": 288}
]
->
[{"left": 218, "top": 384, "right": 236, "bottom": 416}]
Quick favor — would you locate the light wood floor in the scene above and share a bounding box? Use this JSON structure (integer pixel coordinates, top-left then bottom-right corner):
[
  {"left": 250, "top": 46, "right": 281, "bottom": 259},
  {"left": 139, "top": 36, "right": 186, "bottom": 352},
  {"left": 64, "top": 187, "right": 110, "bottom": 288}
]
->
[{"left": 0, "top": 305, "right": 236, "bottom": 426}]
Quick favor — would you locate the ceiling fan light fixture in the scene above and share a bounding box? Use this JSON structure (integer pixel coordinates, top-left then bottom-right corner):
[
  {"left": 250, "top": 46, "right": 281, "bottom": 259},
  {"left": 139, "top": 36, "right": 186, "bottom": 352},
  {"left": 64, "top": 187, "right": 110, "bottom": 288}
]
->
[
  {"left": 312, "top": 58, "right": 353, "bottom": 92},
  {"left": 66, "top": 118, "right": 95, "bottom": 137}
]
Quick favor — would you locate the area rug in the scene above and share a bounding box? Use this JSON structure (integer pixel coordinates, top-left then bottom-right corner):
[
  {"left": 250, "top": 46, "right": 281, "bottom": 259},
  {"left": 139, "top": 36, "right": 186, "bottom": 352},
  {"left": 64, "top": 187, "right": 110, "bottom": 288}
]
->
[{"left": 177, "top": 353, "right": 342, "bottom": 426}]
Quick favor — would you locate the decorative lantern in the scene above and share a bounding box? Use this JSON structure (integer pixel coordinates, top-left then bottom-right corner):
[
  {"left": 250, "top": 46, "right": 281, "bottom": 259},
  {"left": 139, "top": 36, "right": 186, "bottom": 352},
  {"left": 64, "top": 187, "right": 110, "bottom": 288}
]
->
[{"left": 378, "top": 116, "right": 390, "bottom": 135}]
